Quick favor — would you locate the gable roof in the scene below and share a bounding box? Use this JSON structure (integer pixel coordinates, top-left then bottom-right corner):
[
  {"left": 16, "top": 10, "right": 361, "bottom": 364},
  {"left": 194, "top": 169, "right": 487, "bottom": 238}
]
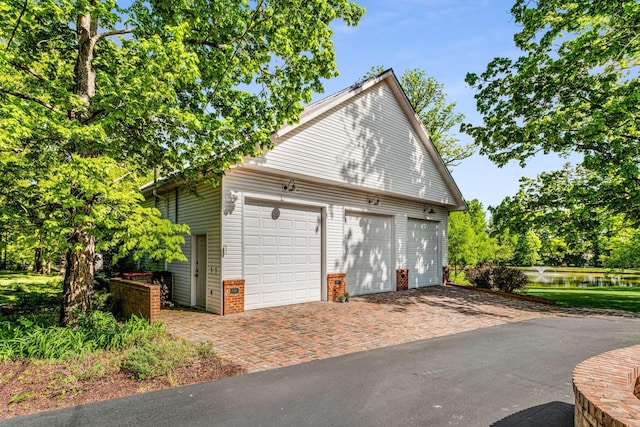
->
[
  {"left": 246, "top": 68, "right": 467, "bottom": 211},
  {"left": 145, "top": 69, "right": 467, "bottom": 211}
]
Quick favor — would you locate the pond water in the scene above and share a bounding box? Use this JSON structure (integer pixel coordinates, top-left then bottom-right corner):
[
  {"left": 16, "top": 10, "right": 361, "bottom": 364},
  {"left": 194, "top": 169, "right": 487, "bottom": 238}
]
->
[{"left": 523, "top": 267, "right": 640, "bottom": 287}]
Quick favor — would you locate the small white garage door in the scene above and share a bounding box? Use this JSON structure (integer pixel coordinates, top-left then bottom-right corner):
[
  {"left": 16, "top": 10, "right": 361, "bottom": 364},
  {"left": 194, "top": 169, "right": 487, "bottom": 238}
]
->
[
  {"left": 244, "top": 201, "right": 322, "bottom": 310},
  {"left": 344, "top": 213, "right": 392, "bottom": 295},
  {"left": 407, "top": 219, "right": 439, "bottom": 287}
]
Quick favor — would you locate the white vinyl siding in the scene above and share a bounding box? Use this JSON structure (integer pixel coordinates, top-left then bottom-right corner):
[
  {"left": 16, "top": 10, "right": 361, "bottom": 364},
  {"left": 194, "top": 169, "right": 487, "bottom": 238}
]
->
[
  {"left": 344, "top": 213, "right": 393, "bottom": 295},
  {"left": 243, "top": 201, "right": 322, "bottom": 309},
  {"left": 250, "top": 81, "right": 456, "bottom": 206},
  {"left": 222, "top": 169, "right": 448, "bottom": 291},
  {"left": 407, "top": 219, "right": 440, "bottom": 287},
  {"left": 155, "top": 183, "right": 222, "bottom": 314}
]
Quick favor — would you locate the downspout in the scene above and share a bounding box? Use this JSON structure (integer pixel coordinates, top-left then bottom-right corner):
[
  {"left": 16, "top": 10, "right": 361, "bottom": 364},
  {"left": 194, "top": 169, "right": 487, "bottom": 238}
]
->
[
  {"left": 152, "top": 168, "right": 170, "bottom": 218},
  {"left": 175, "top": 187, "right": 179, "bottom": 224},
  {"left": 153, "top": 168, "right": 170, "bottom": 271},
  {"left": 153, "top": 189, "right": 169, "bottom": 214}
]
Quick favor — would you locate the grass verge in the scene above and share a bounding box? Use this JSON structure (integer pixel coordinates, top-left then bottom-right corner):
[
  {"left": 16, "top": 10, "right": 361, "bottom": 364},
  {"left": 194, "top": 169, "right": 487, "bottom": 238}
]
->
[{"left": 524, "top": 286, "right": 640, "bottom": 313}]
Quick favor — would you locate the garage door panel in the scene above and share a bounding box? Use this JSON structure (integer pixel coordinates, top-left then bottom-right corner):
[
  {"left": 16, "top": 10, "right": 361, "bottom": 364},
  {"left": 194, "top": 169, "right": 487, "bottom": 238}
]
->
[
  {"left": 344, "top": 213, "right": 393, "bottom": 295},
  {"left": 243, "top": 202, "right": 322, "bottom": 310},
  {"left": 279, "top": 254, "right": 293, "bottom": 264},
  {"left": 407, "top": 219, "right": 439, "bottom": 288},
  {"left": 278, "top": 236, "right": 293, "bottom": 246},
  {"left": 277, "top": 272, "right": 292, "bottom": 282}
]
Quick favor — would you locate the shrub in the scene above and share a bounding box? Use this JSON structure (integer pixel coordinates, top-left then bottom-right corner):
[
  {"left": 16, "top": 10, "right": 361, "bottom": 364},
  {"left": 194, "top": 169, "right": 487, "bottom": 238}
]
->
[
  {"left": 93, "top": 271, "right": 111, "bottom": 291},
  {"left": 122, "top": 338, "right": 185, "bottom": 380},
  {"left": 464, "top": 263, "right": 495, "bottom": 289},
  {"left": 464, "top": 263, "right": 530, "bottom": 294},
  {"left": 493, "top": 265, "right": 529, "bottom": 293}
]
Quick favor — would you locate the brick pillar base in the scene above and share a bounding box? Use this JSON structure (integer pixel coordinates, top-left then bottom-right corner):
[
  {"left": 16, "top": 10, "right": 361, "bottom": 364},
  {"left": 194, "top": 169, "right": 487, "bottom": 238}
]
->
[
  {"left": 327, "top": 273, "right": 346, "bottom": 302},
  {"left": 443, "top": 266, "right": 450, "bottom": 284},
  {"left": 396, "top": 269, "right": 409, "bottom": 291},
  {"left": 223, "top": 279, "right": 245, "bottom": 315}
]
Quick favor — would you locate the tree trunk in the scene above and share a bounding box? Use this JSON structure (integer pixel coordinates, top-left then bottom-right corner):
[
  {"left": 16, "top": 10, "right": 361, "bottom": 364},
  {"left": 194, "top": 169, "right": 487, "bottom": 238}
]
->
[
  {"left": 58, "top": 8, "right": 98, "bottom": 326},
  {"left": 33, "top": 241, "right": 51, "bottom": 274},
  {"left": 59, "top": 228, "right": 95, "bottom": 325},
  {"left": 34, "top": 246, "right": 42, "bottom": 273}
]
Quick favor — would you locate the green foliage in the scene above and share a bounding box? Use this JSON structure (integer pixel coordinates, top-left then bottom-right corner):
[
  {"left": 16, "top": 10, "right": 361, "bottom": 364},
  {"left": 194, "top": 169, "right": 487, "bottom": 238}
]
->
[
  {"left": 122, "top": 338, "right": 182, "bottom": 380},
  {"left": 364, "top": 66, "right": 472, "bottom": 167},
  {"left": 465, "top": 263, "right": 529, "bottom": 293},
  {"left": 465, "top": 0, "right": 640, "bottom": 221},
  {"left": 464, "top": 262, "right": 494, "bottom": 289},
  {"left": 0, "top": 273, "right": 62, "bottom": 321},
  {"left": 448, "top": 211, "right": 477, "bottom": 276},
  {"left": 0, "top": 273, "right": 224, "bottom": 384},
  {"left": 492, "top": 265, "right": 529, "bottom": 293},
  {"left": 1, "top": 0, "right": 364, "bottom": 320},
  {"left": 514, "top": 230, "right": 542, "bottom": 266},
  {"left": 487, "top": 164, "right": 635, "bottom": 267},
  {"left": 600, "top": 227, "right": 640, "bottom": 269},
  {"left": 9, "top": 391, "right": 36, "bottom": 404},
  {"left": 467, "top": 200, "right": 494, "bottom": 263},
  {"left": 0, "top": 311, "right": 163, "bottom": 361},
  {"left": 196, "top": 340, "right": 217, "bottom": 358},
  {"left": 448, "top": 199, "right": 496, "bottom": 275},
  {"left": 93, "top": 271, "right": 111, "bottom": 291}
]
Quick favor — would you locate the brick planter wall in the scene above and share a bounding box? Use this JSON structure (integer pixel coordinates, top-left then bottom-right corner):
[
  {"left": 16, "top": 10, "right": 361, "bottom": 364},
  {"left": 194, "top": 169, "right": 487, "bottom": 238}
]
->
[
  {"left": 223, "top": 279, "right": 245, "bottom": 315},
  {"left": 396, "top": 269, "right": 408, "bottom": 291},
  {"left": 110, "top": 278, "right": 160, "bottom": 323},
  {"left": 327, "top": 273, "right": 346, "bottom": 302},
  {"left": 573, "top": 344, "right": 640, "bottom": 426},
  {"left": 122, "top": 272, "right": 152, "bottom": 283}
]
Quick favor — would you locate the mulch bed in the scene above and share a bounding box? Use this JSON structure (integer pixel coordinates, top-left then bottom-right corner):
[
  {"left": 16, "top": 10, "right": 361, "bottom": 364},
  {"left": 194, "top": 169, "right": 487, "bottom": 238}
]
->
[{"left": 0, "top": 354, "right": 245, "bottom": 420}]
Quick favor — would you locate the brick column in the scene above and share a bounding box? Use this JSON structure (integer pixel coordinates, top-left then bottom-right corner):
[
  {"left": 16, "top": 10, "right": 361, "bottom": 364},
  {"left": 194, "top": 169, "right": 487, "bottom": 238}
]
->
[
  {"left": 443, "top": 266, "right": 450, "bottom": 284},
  {"left": 396, "top": 269, "right": 409, "bottom": 291},
  {"left": 327, "top": 273, "right": 346, "bottom": 302},
  {"left": 223, "top": 279, "right": 245, "bottom": 315}
]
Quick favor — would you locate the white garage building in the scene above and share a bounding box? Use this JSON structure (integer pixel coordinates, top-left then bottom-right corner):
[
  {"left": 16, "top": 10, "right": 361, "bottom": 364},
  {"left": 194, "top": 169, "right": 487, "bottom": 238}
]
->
[{"left": 144, "top": 69, "right": 467, "bottom": 315}]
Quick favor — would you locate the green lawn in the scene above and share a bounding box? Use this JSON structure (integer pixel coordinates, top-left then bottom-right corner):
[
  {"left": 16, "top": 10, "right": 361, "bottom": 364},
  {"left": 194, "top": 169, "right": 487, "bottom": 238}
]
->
[
  {"left": 0, "top": 271, "right": 63, "bottom": 315},
  {"left": 524, "top": 286, "right": 640, "bottom": 313}
]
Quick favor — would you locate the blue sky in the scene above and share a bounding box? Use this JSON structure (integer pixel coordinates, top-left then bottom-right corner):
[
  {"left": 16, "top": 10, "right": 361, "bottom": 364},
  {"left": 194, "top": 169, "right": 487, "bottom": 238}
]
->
[{"left": 317, "top": 0, "right": 572, "bottom": 210}]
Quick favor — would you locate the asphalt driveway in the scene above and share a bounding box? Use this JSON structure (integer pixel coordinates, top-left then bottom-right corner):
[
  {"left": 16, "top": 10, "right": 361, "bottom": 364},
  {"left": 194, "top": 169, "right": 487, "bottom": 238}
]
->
[{"left": 5, "top": 315, "right": 640, "bottom": 426}]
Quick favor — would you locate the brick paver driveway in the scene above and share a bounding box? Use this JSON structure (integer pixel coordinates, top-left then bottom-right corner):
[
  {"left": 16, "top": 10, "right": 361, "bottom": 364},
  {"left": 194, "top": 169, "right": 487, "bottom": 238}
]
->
[{"left": 158, "top": 285, "right": 574, "bottom": 373}]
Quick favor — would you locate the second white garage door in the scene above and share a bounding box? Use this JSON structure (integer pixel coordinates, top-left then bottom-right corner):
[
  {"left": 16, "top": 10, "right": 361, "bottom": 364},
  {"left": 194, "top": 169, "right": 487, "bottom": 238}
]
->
[
  {"left": 244, "top": 201, "right": 322, "bottom": 310},
  {"left": 344, "top": 213, "right": 393, "bottom": 295},
  {"left": 407, "top": 219, "right": 439, "bottom": 287}
]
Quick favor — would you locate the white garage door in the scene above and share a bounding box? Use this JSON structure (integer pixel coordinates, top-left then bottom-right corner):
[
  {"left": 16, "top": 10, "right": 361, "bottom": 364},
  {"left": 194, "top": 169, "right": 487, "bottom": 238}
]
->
[
  {"left": 344, "top": 213, "right": 392, "bottom": 295},
  {"left": 244, "top": 201, "right": 322, "bottom": 310},
  {"left": 407, "top": 219, "right": 439, "bottom": 287}
]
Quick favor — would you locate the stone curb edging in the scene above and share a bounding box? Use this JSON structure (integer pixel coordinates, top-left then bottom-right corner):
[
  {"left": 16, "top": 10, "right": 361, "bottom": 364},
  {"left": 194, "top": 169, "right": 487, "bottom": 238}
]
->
[
  {"left": 573, "top": 344, "right": 640, "bottom": 426},
  {"left": 446, "top": 283, "right": 556, "bottom": 305}
]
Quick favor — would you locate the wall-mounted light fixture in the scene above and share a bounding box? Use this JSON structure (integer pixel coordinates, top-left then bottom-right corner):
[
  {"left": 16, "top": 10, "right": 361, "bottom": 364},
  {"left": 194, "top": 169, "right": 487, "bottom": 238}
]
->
[
  {"left": 368, "top": 195, "right": 381, "bottom": 206},
  {"left": 424, "top": 206, "right": 436, "bottom": 214},
  {"left": 282, "top": 179, "right": 297, "bottom": 192},
  {"left": 224, "top": 190, "right": 238, "bottom": 203}
]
